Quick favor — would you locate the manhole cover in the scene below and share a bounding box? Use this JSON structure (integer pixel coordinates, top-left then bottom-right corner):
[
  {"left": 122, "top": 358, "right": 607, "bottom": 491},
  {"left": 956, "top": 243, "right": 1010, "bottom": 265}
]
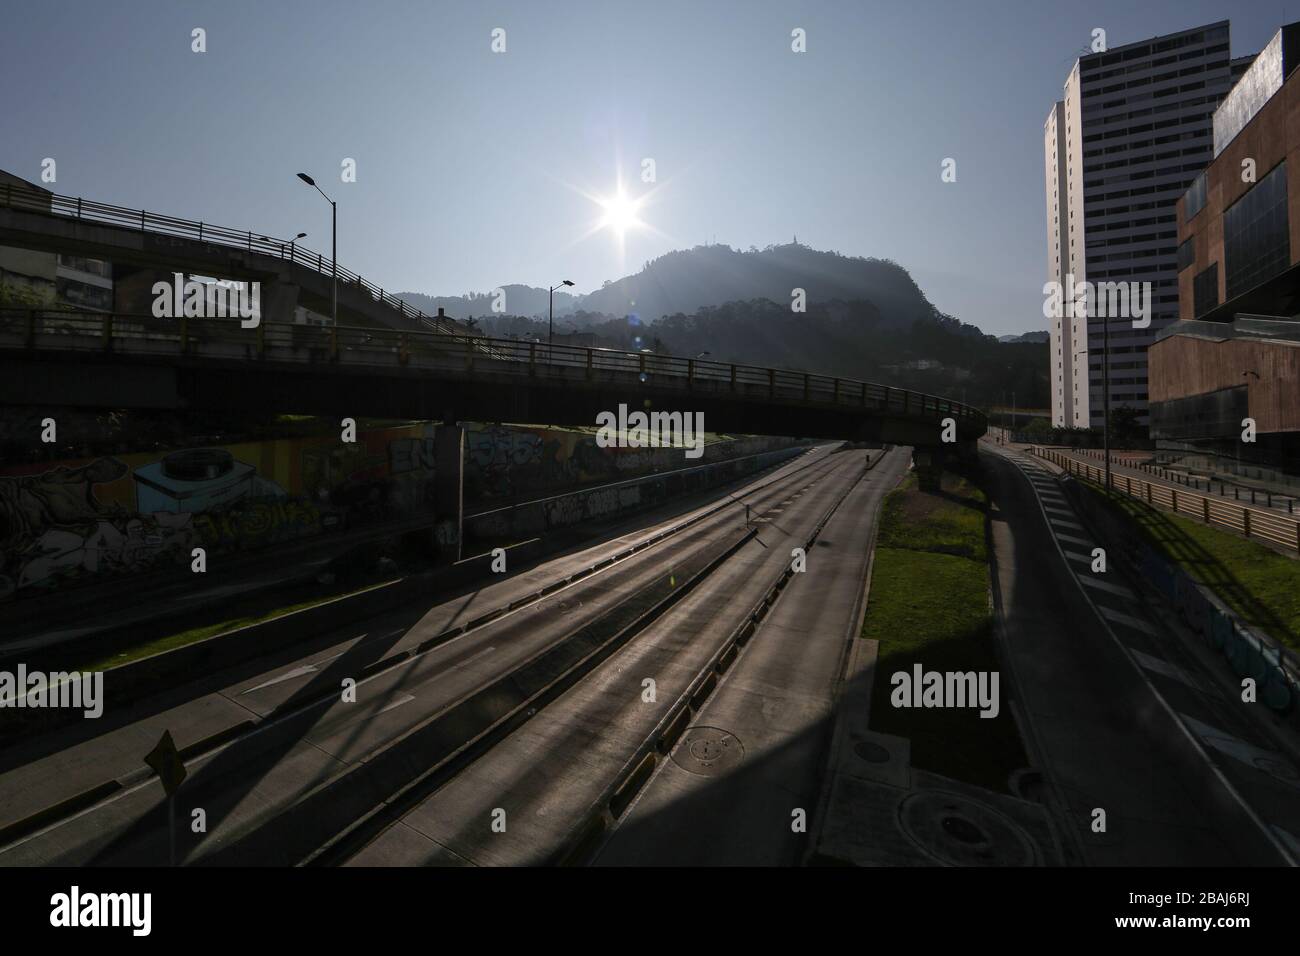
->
[
  {"left": 670, "top": 726, "right": 744, "bottom": 776},
  {"left": 1253, "top": 755, "right": 1300, "bottom": 786},
  {"left": 854, "top": 740, "right": 891, "bottom": 763},
  {"left": 897, "top": 791, "right": 1036, "bottom": 867}
]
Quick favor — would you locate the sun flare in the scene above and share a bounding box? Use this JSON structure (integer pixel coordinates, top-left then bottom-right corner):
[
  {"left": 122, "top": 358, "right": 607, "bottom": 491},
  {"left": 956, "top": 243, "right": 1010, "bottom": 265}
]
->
[{"left": 598, "top": 190, "right": 643, "bottom": 236}]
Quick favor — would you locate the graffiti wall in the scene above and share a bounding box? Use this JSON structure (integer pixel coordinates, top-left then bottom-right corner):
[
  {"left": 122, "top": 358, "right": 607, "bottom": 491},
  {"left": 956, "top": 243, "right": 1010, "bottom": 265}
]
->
[
  {"left": 0, "top": 422, "right": 443, "bottom": 602},
  {"left": 462, "top": 423, "right": 778, "bottom": 501},
  {"left": 0, "top": 419, "right": 792, "bottom": 602}
]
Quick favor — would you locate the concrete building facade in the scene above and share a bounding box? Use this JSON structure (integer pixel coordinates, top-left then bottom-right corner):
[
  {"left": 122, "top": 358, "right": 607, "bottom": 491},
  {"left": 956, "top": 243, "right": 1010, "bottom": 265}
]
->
[
  {"left": 1044, "top": 21, "right": 1249, "bottom": 429},
  {"left": 1150, "top": 23, "right": 1300, "bottom": 475}
]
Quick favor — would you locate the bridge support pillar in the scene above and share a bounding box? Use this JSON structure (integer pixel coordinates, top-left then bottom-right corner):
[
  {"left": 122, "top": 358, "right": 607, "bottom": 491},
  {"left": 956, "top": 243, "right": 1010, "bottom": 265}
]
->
[
  {"left": 434, "top": 422, "right": 464, "bottom": 563},
  {"left": 912, "top": 446, "right": 946, "bottom": 492}
]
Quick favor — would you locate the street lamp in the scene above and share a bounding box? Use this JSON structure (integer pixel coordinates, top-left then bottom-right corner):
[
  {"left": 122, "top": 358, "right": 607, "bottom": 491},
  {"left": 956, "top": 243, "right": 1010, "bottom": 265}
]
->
[
  {"left": 549, "top": 279, "right": 574, "bottom": 346},
  {"left": 257, "top": 231, "right": 307, "bottom": 259},
  {"left": 297, "top": 173, "right": 336, "bottom": 327}
]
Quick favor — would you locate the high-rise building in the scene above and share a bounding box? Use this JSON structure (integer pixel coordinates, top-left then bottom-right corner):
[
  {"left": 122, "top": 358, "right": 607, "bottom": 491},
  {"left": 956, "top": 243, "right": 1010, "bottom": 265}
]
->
[
  {"left": 1149, "top": 22, "right": 1300, "bottom": 475},
  {"left": 1043, "top": 21, "right": 1251, "bottom": 429}
]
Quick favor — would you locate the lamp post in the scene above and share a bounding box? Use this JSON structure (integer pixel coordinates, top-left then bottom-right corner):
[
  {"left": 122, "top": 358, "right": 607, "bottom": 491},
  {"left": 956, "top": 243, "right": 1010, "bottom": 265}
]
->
[
  {"left": 549, "top": 279, "right": 574, "bottom": 346},
  {"left": 297, "top": 173, "right": 336, "bottom": 327},
  {"left": 1101, "top": 314, "right": 1111, "bottom": 491}
]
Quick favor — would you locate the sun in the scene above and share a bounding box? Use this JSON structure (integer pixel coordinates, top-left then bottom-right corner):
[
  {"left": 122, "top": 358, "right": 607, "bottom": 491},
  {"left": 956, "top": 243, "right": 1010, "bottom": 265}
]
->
[{"left": 598, "top": 189, "right": 643, "bottom": 236}]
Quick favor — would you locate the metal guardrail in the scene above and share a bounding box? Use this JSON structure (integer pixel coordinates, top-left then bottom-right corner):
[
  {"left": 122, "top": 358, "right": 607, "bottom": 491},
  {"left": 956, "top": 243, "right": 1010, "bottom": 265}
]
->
[
  {"left": 1, "top": 309, "right": 987, "bottom": 430},
  {"left": 1, "top": 183, "right": 465, "bottom": 338},
  {"left": 1050, "top": 446, "right": 1299, "bottom": 514},
  {"left": 1032, "top": 446, "right": 1300, "bottom": 554}
]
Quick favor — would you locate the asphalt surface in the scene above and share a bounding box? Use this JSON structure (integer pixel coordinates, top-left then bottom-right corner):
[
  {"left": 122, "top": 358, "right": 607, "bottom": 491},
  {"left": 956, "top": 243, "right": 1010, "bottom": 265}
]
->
[
  {"left": 0, "top": 444, "right": 843, "bottom": 865},
  {"left": 345, "top": 447, "right": 892, "bottom": 866},
  {"left": 589, "top": 447, "right": 911, "bottom": 865}
]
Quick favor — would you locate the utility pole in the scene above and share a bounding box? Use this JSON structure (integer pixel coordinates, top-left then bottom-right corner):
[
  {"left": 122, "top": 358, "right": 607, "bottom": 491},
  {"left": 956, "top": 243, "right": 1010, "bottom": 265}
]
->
[
  {"left": 1103, "top": 314, "right": 1111, "bottom": 490},
  {"left": 549, "top": 279, "right": 574, "bottom": 347},
  {"left": 297, "top": 173, "right": 337, "bottom": 328}
]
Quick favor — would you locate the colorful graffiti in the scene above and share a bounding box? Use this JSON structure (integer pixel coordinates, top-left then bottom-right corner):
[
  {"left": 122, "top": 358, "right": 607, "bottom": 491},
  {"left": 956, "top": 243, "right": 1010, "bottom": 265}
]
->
[
  {"left": 0, "top": 457, "right": 196, "bottom": 600},
  {"left": 0, "top": 422, "right": 443, "bottom": 601},
  {"left": 1, "top": 419, "right": 788, "bottom": 602},
  {"left": 461, "top": 423, "right": 763, "bottom": 499}
]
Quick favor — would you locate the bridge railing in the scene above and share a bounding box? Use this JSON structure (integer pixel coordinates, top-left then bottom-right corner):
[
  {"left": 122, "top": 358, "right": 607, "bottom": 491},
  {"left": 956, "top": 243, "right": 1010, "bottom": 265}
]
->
[
  {"left": 0, "top": 182, "right": 466, "bottom": 338},
  {"left": 2, "top": 309, "right": 986, "bottom": 431}
]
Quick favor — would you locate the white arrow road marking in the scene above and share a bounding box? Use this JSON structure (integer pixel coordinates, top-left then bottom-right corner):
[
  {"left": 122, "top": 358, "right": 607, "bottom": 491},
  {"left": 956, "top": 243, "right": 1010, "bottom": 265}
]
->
[{"left": 242, "top": 664, "right": 318, "bottom": 694}]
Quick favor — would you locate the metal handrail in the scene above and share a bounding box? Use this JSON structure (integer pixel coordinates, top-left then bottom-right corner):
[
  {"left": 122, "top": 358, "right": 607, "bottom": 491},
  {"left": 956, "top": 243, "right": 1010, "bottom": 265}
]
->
[
  {"left": 1032, "top": 445, "right": 1300, "bottom": 553},
  {"left": 1, "top": 308, "right": 987, "bottom": 430},
  {"left": 1, "top": 182, "right": 467, "bottom": 338}
]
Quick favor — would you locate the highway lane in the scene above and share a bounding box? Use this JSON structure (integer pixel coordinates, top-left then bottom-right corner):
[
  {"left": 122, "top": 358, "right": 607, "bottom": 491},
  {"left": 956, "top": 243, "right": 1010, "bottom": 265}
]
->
[
  {"left": 0, "top": 443, "right": 846, "bottom": 865},
  {"left": 591, "top": 447, "right": 912, "bottom": 866},
  {"left": 984, "top": 444, "right": 1296, "bottom": 865},
  {"left": 344, "top": 447, "right": 888, "bottom": 866}
]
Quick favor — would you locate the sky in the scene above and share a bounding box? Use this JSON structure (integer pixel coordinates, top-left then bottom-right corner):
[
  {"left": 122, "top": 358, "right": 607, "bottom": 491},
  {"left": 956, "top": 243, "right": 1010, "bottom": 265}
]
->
[{"left": 3, "top": 0, "right": 1293, "bottom": 334}]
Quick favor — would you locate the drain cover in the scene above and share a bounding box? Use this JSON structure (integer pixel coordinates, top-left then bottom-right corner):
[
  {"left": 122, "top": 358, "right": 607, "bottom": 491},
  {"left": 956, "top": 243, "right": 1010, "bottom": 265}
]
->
[
  {"left": 897, "top": 791, "right": 1036, "bottom": 867},
  {"left": 670, "top": 726, "right": 744, "bottom": 776},
  {"left": 853, "top": 739, "right": 891, "bottom": 763}
]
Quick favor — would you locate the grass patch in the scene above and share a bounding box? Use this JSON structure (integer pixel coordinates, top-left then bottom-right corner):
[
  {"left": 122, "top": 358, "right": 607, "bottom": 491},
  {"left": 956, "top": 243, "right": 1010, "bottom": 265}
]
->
[
  {"left": 1077, "top": 481, "right": 1300, "bottom": 652},
  {"left": 865, "top": 469, "right": 1026, "bottom": 792},
  {"left": 71, "top": 579, "right": 400, "bottom": 673}
]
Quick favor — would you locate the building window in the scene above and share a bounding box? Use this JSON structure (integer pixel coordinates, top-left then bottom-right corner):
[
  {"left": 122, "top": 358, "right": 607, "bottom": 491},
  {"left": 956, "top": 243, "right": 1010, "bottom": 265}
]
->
[
  {"left": 1223, "top": 160, "right": 1289, "bottom": 301},
  {"left": 1192, "top": 262, "right": 1218, "bottom": 317},
  {"left": 1176, "top": 237, "right": 1195, "bottom": 271},
  {"left": 1183, "top": 170, "right": 1207, "bottom": 220}
]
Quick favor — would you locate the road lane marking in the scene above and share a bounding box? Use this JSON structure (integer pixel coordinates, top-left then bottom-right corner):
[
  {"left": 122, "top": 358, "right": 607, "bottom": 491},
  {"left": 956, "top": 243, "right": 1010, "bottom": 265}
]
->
[
  {"left": 1076, "top": 575, "right": 1135, "bottom": 598},
  {"left": 1129, "top": 648, "right": 1204, "bottom": 692},
  {"left": 1098, "top": 605, "right": 1158, "bottom": 634}
]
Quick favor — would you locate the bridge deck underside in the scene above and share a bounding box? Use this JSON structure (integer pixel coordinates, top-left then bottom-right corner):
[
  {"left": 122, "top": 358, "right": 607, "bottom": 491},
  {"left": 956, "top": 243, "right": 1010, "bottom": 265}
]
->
[{"left": 0, "top": 343, "right": 977, "bottom": 446}]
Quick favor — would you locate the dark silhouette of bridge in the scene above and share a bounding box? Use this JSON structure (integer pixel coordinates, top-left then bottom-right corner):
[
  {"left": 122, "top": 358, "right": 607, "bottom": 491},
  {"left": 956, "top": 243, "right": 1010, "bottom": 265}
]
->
[{"left": 0, "top": 181, "right": 986, "bottom": 446}]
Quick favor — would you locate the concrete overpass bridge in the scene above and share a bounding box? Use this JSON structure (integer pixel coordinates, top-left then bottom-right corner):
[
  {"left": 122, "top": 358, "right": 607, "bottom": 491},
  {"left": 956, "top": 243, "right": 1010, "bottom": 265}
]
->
[
  {"left": 0, "top": 180, "right": 463, "bottom": 336},
  {"left": 0, "top": 179, "right": 985, "bottom": 446},
  {"left": 0, "top": 308, "right": 986, "bottom": 448},
  {"left": 0, "top": 177, "right": 986, "bottom": 534}
]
